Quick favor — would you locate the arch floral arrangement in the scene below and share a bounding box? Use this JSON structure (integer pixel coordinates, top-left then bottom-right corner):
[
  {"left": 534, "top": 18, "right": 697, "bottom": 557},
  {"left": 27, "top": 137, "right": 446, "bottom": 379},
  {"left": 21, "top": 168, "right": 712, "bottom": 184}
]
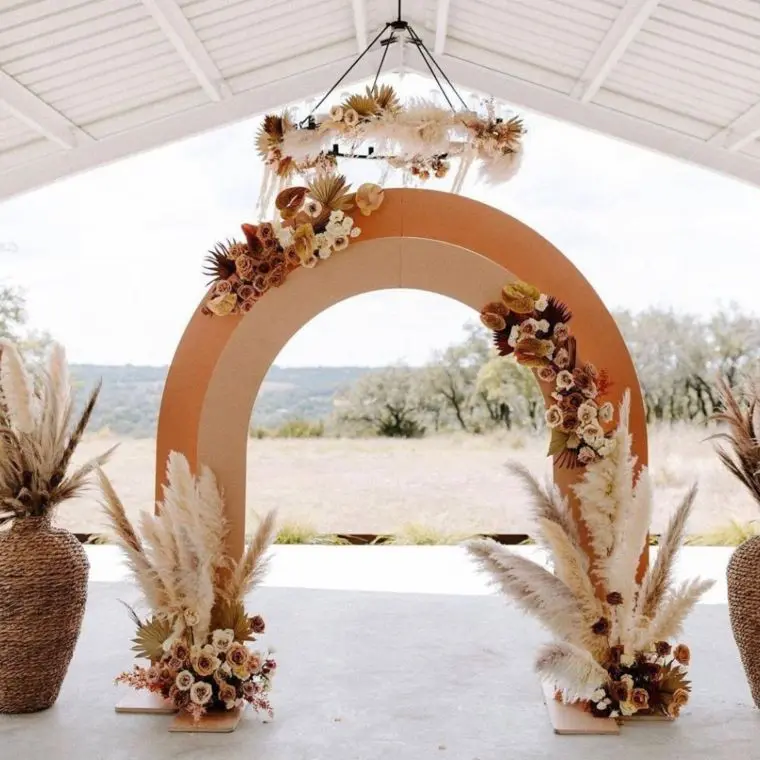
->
[
  {"left": 472, "top": 284, "right": 715, "bottom": 720},
  {"left": 99, "top": 454, "right": 278, "bottom": 724},
  {"left": 202, "top": 174, "right": 385, "bottom": 317}
]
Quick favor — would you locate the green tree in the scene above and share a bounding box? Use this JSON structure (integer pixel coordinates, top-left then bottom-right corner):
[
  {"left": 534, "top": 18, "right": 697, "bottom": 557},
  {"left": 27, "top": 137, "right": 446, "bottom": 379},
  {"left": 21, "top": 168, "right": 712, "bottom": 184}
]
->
[{"left": 335, "top": 366, "right": 426, "bottom": 437}]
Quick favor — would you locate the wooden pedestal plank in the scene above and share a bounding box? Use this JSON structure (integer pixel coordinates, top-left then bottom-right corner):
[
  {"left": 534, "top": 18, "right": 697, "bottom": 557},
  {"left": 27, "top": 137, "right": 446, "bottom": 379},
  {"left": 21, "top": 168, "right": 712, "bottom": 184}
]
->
[
  {"left": 169, "top": 705, "right": 245, "bottom": 733},
  {"left": 541, "top": 681, "right": 620, "bottom": 735},
  {"left": 115, "top": 691, "right": 177, "bottom": 715}
]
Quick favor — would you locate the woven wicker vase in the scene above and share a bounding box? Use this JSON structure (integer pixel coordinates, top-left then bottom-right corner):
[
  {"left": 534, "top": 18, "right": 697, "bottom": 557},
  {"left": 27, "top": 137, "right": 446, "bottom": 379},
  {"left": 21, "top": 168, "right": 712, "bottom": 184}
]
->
[
  {"left": 727, "top": 535, "right": 760, "bottom": 708},
  {"left": 0, "top": 515, "right": 89, "bottom": 713}
]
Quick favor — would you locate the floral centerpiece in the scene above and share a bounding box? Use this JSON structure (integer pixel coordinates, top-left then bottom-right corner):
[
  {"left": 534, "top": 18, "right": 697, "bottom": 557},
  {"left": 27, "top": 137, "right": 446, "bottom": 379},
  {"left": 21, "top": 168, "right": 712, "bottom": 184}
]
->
[
  {"left": 467, "top": 392, "right": 713, "bottom": 719},
  {"left": 98, "top": 452, "right": 278, "bottom": 722},
  {"left": 480, "top": 280, "right": 614, "bottom": 467},
  {"left": 202, "top": 174, "right": 384, "bottom": 317}
]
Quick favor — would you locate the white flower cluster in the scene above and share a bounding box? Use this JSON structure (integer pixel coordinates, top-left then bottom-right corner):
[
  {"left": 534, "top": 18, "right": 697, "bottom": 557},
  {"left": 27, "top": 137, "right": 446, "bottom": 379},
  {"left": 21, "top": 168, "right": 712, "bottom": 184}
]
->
[
  {"left": 314, "top": 209, "right": 361, "bottom": 259},
  {"left": 506, "top": 317, "right": 551, "bottom": 349}
]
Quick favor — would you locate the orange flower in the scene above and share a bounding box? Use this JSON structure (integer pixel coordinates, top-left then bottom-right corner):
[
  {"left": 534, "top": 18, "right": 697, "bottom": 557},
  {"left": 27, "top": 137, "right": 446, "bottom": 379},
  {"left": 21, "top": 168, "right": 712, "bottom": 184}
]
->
[
  {"left": 502, "top": 281, "right": 541, "bottom": 314},
  {"left": 673, "top": 644, "right": 690, "bottom": 666},
  {"left": 355, "top": 183, "right": 384, "bottom": 216},
  {"left": 480, "top": 301, "right": 509, "bottom": 331},
  {"left": 514, "top": 336, "right": 553, "bottom": 368},
  {"left": 666, "top": 688, "right": 689, "bottom": 717},
  {"left": 632, "top": 688, "right": 649, "bottom": 711},
  {"left": 276, "top": 186, "right": 307, "bottom": 221},
  {"left": 293, "top": 224, "right": 316, "bottom": 263}
]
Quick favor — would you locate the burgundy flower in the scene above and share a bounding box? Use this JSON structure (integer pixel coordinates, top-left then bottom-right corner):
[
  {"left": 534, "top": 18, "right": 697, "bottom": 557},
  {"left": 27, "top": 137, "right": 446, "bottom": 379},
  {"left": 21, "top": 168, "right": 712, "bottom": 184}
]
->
[
  {"left": 249, "top": 615, "right": 266, "bottom": 634},
  {"left": 592, "top": 617, "right": 610, "bottom": 635},
  {"left": 606, "top": 591, "right": 623, "bottom": 606}
]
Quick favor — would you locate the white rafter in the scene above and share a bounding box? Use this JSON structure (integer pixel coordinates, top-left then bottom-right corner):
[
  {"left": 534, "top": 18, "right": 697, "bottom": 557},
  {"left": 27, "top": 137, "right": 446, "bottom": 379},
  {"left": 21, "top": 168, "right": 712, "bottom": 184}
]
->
[
  {"left": 0, "top": 70, "right": 91, "bottom": 149},
  {"left": 141, "top": 0, "right": 232, "bottom": 102},
  {"left": 571, "top": 0, "right": 660, "bottom": 103},
  {"left": 434, "top": 0, "right": 452, "bottom": 55},
  {"left": 351, "top": 0, "right": 368, "bottom": 53},
  {"left": 709, "top": 102, "right": 760, "bottom": 152}
]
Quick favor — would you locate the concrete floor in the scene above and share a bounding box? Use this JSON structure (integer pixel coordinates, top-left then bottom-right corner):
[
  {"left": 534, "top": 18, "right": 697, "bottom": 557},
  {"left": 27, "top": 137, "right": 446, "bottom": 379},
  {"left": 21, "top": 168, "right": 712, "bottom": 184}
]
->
[{"left": 1, "top": 549, "right": 758, "bottom": 759}]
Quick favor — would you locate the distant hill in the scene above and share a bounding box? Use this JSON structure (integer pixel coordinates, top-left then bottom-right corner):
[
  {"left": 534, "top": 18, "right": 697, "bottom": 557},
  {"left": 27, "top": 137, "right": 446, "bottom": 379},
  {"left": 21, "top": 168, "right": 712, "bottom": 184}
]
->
[{"left": 70, "top": 364, "right": 375, "bottom": 438}]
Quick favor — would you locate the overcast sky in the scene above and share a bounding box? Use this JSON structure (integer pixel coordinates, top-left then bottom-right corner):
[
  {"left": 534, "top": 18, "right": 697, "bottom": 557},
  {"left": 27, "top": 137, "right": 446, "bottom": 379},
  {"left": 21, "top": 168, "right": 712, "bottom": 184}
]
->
[{"left": 1, "top": 74, "right": 759, "bottom": 367}]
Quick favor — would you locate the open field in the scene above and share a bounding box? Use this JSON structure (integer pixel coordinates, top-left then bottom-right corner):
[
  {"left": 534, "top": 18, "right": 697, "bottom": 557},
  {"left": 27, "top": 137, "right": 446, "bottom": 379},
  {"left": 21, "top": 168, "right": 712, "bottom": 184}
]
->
[{"left": 56, "top": 424, "right": 758, "bottom": 540}]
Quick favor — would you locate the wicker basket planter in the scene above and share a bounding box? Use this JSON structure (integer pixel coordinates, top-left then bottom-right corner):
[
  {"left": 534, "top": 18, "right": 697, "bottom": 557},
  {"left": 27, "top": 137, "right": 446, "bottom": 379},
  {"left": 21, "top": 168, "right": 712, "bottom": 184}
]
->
[
  {"left": 0, "top": 515, "right": 89, "bottom": 713},
  {"left": 727, "top": 535, "right": 760, "bottom": 708}
]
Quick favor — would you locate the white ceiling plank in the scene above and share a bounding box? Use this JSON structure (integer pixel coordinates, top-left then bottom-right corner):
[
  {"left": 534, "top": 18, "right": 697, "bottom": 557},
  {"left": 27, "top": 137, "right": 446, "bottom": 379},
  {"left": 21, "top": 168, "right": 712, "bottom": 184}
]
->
[
  {"left": 709, "top": 101, "right": 760, "bottom": 152},
  {"left": 141, "top": 0, "right": 232, "bottom": 102},
  {"left": 0, "top": 46, "right": 386, "bottom": 201},
  {"left": 571, "top": 0, "right": 661, "bottom": 103},
  {"left": 434, "top": 0, "right": 451, "bottom": 55},
  {"left": 0, "top": 69, "right": 91, "bottom": 149},
  {"left": 351, "top": 0, "right": 368, "bottom": 52},
  {"left": 405, "top": 46, "right": 760, "bottom": 187}
]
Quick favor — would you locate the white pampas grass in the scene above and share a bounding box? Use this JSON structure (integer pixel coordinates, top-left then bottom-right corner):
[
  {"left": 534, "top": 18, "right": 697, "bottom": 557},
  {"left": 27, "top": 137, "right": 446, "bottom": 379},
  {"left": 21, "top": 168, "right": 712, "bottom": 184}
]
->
[
  {"left": 636, "top": 578, "right": 715, "bottom": 649},
  {"left": 636, "top": 485, "right": 697, "bottom": 622},
  {"left": 466, "top": 538, "right": 587, "bottom": 646},
  {"left": 0, "top": 339, "right": 37, "bottom": 433},
  {"left": 535, "top": 642, "right": 608, "bottom": 702},
  {"left": 99, "top": 452, "right": 277, "bottom": 644}
]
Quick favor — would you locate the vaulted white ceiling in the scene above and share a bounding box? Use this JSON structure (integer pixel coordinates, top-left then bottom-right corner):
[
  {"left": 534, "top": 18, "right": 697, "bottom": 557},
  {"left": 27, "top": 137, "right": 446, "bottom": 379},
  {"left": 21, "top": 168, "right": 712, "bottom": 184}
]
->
[{"left": 2, "top": 0, "right": 760, "bottom": 201}]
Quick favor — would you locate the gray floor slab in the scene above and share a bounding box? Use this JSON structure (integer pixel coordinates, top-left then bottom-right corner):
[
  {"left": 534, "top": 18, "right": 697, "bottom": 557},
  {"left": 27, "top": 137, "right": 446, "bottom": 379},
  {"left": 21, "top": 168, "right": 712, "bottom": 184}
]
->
[{"left": 1, "top": 584, "right": 758, "bottom": 759}]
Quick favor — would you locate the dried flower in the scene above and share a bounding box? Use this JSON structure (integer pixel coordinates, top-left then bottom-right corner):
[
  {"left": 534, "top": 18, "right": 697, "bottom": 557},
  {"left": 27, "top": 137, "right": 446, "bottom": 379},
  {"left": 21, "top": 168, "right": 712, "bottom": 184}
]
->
[
  {"left": 537, "top": 366, "right": 557, "bottom": 384},
  {"left": 581, "top": 422, "right": 604, "bottom": 447},
  {"left": 514, "top": 337, "right": 554, "bottom": 368},
  {"left": 577, "top": 401, "right": 598, "bottom": 425},
  {"left": 293, "top": 224, "right": 317, "bottom": 263},
  {"left": 553, "top": 323, "right": 569, "bottom": 342},
  {"left": 329, "top": 105, "right": 344, "bottom": 122},
  {"left": 190, "top": 681, "right": 213, "bottom": 706},
  {"left": 502, "top": 281, "right": 541, "bottom": 314},
  {"left": 247, "top": 652, "right": 262, "bottom": 672},
  {"left": 268, "top": 267, "right": 286, "bottom": 288},
  {"left": 238, "top": 284, "right": 255, "bottom": 302},
  {"left": 332, "top": 234, "right": 349, "bottom": 252},
  {"left": 184, "top": 610, "right": 200, "bottom": 627},
  {"left": 212, "top": 629, "right": 235, "bottom": 654},
  {"left": 250, "top": 615, "right": 266, "bottom": 634},
  {"left": 480, "top": 301, "right": 509, "bottom": 331},
  {"left": 214, "top": 279, "right": 232, "bottom": 296},
  {"left": 355, "top": 183, "right": 384, "bottom": 216},
  {"left": 305, "top": 199, "right": 323, "bottom": 217},
  {"left": 632, "top": 688, "right": 649, "bottom": 710},
  {"left": 573, "top": 367, "right": 597, "bottom": 398},
  {"left": 554, "top": 347, "right": 570, "bottom": 369},
  {"left": 258, "top": 222, "right": 275, "bottom": 241},
  {"left": 192, "top": 651, "right": 221, "bottom": 677},
  {"left": 673, "top": 644, "right": 690, "bottom": 665},
  {"left": 578, "top": 446, "right": 596, "bottom": 465},
  {"left": 219, "top": 682, "right": 237, "bottom": 710},
  {"left": 175, "top": 670, "right": 194, "bottom": 691},
  {"left": 606, "top": 592, "right": 623, "bottom": 606},
  {"left": 591, "top": 617, "right": 610, "bottom": 635},
  {"left": 556, "top": 370, "right": 574, "bottom": 390},
  {"left": 655, "top": 641, "right": 672, "bottom": 657},
  {"left": 545, "top": 405, "right": 563, "bottom": 428},
  {"left": 236, "top": 255, "right": 256, "bottom": 281},
  {"left": 667, "top": 688, "right": 689, "bottom": 717},
  {"left": 240, "top": 300, "right": 255, "bottom": 314},
  {"left": 227, "top": 642, "right": 248, "bottom": 669},
  {"left": 598, "top": 401, "right": 614, "bottom": 424},
  {"left": 171, "top": 640, "right": 190, "bottom": 662},
  {"left": 343, "top": 108, "right": 359, "bottom": 127}
]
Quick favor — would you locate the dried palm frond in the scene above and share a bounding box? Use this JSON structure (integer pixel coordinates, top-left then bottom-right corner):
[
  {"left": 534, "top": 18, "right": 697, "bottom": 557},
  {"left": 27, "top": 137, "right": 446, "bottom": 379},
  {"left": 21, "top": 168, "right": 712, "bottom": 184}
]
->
[
  {"left": 307, "top": 173, "right": 354, "bottom": 211},
  {"left": 710, "top": 377, "right": 760, "bottom": 506},
  {"left": 203, "top": 242, "right": 238, "bottom": 283},
  {"left": 256, "top": 112, "right": 293, "bottom": 158},
  {"left": 535, "top": 642, "right": 608, "bottom": 702},
  {"left": 370, "top": 83, "right": 401, "bottom": 113},
  {"left": 342, "top": 92, "right": 379, "bottom": 117}
]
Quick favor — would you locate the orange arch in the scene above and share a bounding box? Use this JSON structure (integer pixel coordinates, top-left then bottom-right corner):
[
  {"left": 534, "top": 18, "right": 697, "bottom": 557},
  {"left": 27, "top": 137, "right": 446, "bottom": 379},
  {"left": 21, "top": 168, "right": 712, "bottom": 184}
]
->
[{"left": 156, "top": 189, "right": 647, "bottom": 558}]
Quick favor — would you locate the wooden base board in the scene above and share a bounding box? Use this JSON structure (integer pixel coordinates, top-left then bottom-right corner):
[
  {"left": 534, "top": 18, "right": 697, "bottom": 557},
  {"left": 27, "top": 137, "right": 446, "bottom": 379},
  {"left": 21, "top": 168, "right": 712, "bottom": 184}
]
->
[
  {"left": 541, "top": 682, "right": 620, "bottom": 736},
  {"left": 169, "top": 705, "right": 245, "bottom": 733},
  {"left": 115, "top": 692, "right": 177, "bottom": 715}
]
